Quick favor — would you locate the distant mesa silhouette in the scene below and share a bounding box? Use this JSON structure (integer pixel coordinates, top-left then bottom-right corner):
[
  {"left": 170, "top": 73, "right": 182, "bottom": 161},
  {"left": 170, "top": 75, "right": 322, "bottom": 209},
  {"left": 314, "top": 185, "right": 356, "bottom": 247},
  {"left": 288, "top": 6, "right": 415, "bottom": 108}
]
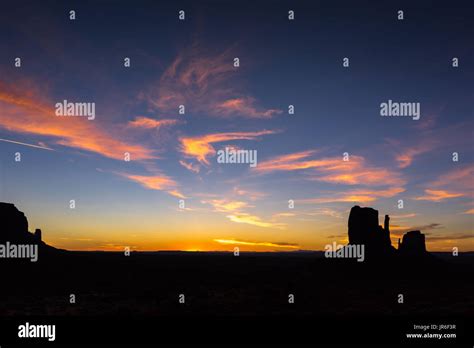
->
[
  {"left": 348, "top": 205, "right": 427, "bottom": 258},
  {"left": 0, "top": 202, "right": 62, "bottom": 254},
  {"left": 398, "top": 230, "right": 426, "bottom": 255}
]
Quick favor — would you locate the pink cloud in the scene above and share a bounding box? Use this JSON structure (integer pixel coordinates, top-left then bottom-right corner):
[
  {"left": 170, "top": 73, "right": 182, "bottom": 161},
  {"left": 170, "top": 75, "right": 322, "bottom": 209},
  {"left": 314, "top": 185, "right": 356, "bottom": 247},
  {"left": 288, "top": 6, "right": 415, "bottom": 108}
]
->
[
  {"left": 145, "top": 46, "right": 281, "bottom": 118},
  {"left": 0, "top": 81, "right": 156, "bottom": 161}
]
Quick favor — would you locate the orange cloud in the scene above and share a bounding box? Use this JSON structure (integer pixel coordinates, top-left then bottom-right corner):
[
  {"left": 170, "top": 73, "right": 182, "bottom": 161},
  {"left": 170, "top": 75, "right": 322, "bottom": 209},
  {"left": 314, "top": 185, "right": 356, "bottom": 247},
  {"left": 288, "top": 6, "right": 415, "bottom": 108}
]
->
[
  {"left": 257, "top": 151, "right": 405, "bottom": 187},
  {"left": 226, "top": 213, "right": 285, "bottom": 228},
  {"left": 214, "top": 239, "right": 299, "bottom": 249},
  {"left": 116, "top": 172, "right": 185, "bottom": 198},
  {"left": 233, "top": 187, "right": 267, "bottom": 201},
  {"left": 394, "top": 141, "right": 437, "bottom": 168},
  {"left": 127, "top": 117, "right": 179, "bottom": 129},
  {"left": 145, "top": 46, "right": 281, "bottom": 118},
  {"left": 301, "top": 187, "right": 405, "bottom": 204},
  {"left": 391, "top": 213, "right": 417, "bottom": 219},
  {"left": 461, "top": 208, "right": 474, "bottom": 215},
  {"left": 202, "top": 199, "right": 284, "bottom": 229},
  {"left": 430, "top": 165, "right": 474, "bottom": 191},
  {"left": 413, "top": 165, "right": 472, "bottom": 204},
  {"left": 214, "top": 97, "right": 282, "bottom": 118},
  {"left": 179, "top": 130, "right": 277, "bottom": 164},
  {"left": 0, "top": 81, "right": 156, "bottom": 160},
  {"left": 414, "top": 189, "right": 464, "bottom": 202},
  {"left": 272, "top": 212, "right": 296, "bottom": 219},
  {"left": 256, "top": 150, "right": 319, "bottom": 171}
]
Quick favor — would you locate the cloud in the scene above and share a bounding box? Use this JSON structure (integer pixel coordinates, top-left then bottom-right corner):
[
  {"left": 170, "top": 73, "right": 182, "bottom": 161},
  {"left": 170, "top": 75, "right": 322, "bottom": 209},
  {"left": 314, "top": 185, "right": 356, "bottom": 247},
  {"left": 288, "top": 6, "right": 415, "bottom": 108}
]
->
[
  {"left": 425, "top": 234, "right": 474, "bottom": 241},
  {"left": 461, "top": 208, "right": 474, "bottom": 215},
  {"left": 272, "top": 212, "right": 296, "bottom": 219},
  {"left": 414, "top": 189, "right": 464, "bottom": 202},
  {"left": 214, "top": 97, "right": 282, "bottom": 118},
  {"left": 255, "top": 150, "right": 320, "bottom": 172},
  {"left": 390, "top": 213, "right": 417, "bottom": 219},
  {"left": 396, "top": 147, "right": 431, "bottom": 168},
  {"left": 233, "top": 186, "right": 267, "bottom": 201},
  {"left": 0, "top": 81, "right": 156, "bottom": 161},
  {"left": 390, "top": 223, "right": 443, "bottom": 236},
  {"left": 393, "top": 140, "right": 437, "bottom": 168},
  {"left": 115, "top": 172, "right": 185, "bottom": 198},
  {"left": 214, "top": 238, "right": 299, "bottom": 249},
  {"left": 301, "top": 187, "right": 405, "bottom": 204},
  {"left": 127, "top": 117, "right": 179, "bottom": 129},
  {"left": 202, "top": 199, "right": 251, "bottom": 213},
  {"left": 144, "top": 46, "right": 281, "bottom": 118},
  {"left": 257, "top": 150, "right": 407, "bottom": 204},
  {"left": 272, "top": 208, "right": 343, "bottom": 220},
  {"left": 413, "top": 165, "right": 472, "bottom": 203},
  {"left": 226, "top": 213, "right": 286, "bottom": 229},
  {"left": 179, "top": 130, "right": 277, "bottom": 164},
  {"left": 256, "top": 151, "right": 405, "bottom": 187},
  {"left": 430, "top": 165, "right": 474, "bottom": 191},
  {"left": 202, "top": 199, "right": 284, "bottom": 229},
  {"left": 306, "top": 208, "right": 343, "bottom": 219},
  {"left": 179, "top": 160, "right": 200, "bottom": 173}
]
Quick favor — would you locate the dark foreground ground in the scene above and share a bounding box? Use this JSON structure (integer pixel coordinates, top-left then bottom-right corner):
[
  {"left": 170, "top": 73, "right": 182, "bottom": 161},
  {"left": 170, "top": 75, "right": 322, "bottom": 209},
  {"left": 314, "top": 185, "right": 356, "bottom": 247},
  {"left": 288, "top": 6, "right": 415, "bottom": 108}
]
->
[
  {"left": 1, "top": 251, "right": 473, "bottom": 344},
  {"left": 1, "top": 251, "right": 473, "bottom": 316}
]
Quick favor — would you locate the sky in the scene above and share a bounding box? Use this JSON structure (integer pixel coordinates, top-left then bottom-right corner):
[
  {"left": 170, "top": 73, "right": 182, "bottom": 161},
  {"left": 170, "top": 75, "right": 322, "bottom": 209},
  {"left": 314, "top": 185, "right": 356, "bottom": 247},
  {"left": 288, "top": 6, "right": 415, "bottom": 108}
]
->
[{"left": 0, "top": 0, "right": 473, "bottom": 251}]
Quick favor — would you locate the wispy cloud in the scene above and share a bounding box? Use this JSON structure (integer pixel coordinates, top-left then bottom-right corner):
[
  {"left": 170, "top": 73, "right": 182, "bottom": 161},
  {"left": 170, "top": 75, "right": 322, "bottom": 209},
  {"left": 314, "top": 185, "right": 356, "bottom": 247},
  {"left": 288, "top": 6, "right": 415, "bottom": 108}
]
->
[
  {"left": 202, "top": 199, "right": 284, "bottom": 229},
  {"left": 395, "top": 141, "right": 437, "bottom": 168},
  {"left": 430, "top": 165, "right": 474, "bottom": 190},
  {"left": 426, "top": 234, "right": 474, "bottom": 241},
  {"left": 115, "top": 172, "right": 185, "bottom": 198},
  {"left": 257, "top": 151, "right": 405, "bottom": 187},
  {"left": 460, "top": 208, "right": 474, "bottom": 215},
  {"left": 179, "top": 160, "right": 200, "bottom": 173},
  {"left": 226, "top": 213, "right": 285, "bottom": 229},
  {"left": 414, "top": 189, "right": 464, "bottom": 202},
  {"left": 301, "top": 187, "right": 405, "bottom": 204},
  {"left": 127, "top": 117, "right": 179, "bottom": 129},
  {"left": 214, "top": 238, "right": 299, "bottom": 249},
  {"left": 214, "top": 97, "right": 282, "bottom": 118},
  {"left": 233, "top": 186, "right": 267, "bottom": 201},
  {"left": 306, "top": 208, "right": 343, "bottom": 218},
  {"left": 393, "top": 223, "right": 443, "bottom": 234},
  {"left": 0, "top": 81, "right": 156, "bottom": 160},
  {"left": 144, "top": 45, "right": 281, "bottom": 118},
  {"left": 179, "top": 130, "right": 277, "bottom": 164},
  {"left": 202, "top": 199, "right": 251, "bottom": 213},
  {"left": 412, "top": 165, "right": 472, "bottom": 203},
  {"left": 391, "top": 213, "right": 417, "bottom": 219}
]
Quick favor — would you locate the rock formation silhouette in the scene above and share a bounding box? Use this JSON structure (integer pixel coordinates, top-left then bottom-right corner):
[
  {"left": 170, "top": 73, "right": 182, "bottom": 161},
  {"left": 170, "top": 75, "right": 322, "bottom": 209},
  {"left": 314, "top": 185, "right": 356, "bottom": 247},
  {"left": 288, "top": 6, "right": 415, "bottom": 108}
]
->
[
  {"left": 348, "top": 206, "right": 395, "bottom": 256},
  {"left": 0, "top": 202, "right": 61, "bottom": 254},
  {"left": 348, "top": 205, "right": 427, "bottom": 258},
  {"left": 398, "top": 230, "right": 427, "bottom": 255}
]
